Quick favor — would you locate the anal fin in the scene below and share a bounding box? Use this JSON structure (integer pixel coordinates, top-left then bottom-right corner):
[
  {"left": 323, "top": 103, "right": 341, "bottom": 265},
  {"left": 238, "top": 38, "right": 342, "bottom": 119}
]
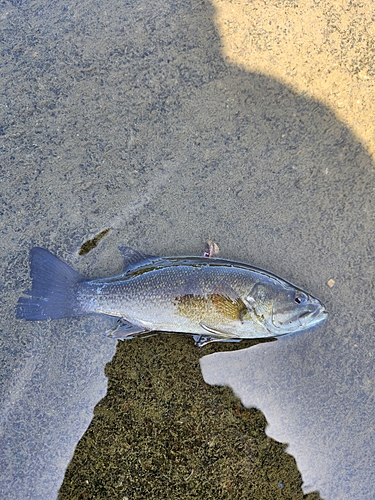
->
[{"left": 105, "top": 318, "right": 152, "bottom": 340}]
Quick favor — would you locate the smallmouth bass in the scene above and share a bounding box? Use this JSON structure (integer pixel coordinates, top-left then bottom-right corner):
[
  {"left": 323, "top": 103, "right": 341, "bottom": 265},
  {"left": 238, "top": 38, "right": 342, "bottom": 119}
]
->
[{"left": 16, "top": 246, "right": 327, "bottom": 347}]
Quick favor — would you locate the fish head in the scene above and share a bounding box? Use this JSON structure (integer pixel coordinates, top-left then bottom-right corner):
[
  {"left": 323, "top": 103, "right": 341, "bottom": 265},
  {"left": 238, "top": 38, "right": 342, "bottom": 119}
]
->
[{"left": 245, "top": 281, "right": 327, "bottom": 336}]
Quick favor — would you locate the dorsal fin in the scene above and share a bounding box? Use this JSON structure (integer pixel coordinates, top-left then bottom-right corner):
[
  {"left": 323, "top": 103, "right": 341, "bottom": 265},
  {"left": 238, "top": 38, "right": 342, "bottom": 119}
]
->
[{"left": 118, "top": 246, "right": 155, "bottom": 269}]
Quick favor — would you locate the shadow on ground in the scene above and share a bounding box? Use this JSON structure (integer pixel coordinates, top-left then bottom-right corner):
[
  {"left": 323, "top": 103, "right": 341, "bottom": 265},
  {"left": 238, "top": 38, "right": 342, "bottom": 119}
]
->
[{"left": 58, "top": 335, "right": 321, "bottom": 500}]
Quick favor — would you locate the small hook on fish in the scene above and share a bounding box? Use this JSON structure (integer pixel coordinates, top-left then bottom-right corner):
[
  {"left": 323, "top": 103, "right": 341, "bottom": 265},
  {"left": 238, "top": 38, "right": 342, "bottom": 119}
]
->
[{"left": 203, "top": 241, "right": 220, "bottom": 258}]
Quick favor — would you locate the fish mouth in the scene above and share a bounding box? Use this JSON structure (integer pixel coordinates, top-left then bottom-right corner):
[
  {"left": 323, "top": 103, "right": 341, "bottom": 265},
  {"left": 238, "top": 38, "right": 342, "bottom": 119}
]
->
[
  {"left": 298, "top": 303, "right": 328, "bottom": 327},
  {"left": 271, "top": 302, "right": 328, "bottom": 332}
]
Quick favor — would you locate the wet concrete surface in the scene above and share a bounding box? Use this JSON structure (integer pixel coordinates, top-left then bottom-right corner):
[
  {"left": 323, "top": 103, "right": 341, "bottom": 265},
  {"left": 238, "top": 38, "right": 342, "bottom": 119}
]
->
[{"left": 1, "top": 0, "right": 374, "bottom": 499}]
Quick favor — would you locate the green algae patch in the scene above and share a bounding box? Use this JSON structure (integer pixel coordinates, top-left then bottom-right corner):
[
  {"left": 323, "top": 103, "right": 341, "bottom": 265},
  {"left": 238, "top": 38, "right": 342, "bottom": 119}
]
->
[
  {"left": 58, "top": 335, "right": 322, "bottom": 499},
  {"left": 79, "top": 229, "right": 111, "bottom": 256}
]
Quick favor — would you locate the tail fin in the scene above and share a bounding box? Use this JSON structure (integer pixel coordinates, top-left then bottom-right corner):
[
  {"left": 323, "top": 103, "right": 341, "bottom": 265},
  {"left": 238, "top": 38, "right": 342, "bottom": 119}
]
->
[{"left": 16, "top": 247, "right": 85, "bottom": 320}]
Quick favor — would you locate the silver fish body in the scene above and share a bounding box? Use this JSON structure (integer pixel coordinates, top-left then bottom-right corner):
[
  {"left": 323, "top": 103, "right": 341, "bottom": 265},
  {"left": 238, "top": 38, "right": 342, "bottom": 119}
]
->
[{"left": 17, "top": 246, "right": 327, "bottom": 346}]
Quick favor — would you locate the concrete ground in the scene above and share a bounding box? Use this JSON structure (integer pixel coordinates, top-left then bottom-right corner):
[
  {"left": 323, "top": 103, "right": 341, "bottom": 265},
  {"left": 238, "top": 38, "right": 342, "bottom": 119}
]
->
[{"left": 1, "top": 1, "right": 374, "bottom": 499}]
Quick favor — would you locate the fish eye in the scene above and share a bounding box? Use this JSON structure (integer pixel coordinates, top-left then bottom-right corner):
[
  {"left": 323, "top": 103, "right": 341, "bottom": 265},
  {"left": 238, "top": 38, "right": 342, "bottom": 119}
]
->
[{"left": 294, "top": 293, "right": 306, "bottom": 304}]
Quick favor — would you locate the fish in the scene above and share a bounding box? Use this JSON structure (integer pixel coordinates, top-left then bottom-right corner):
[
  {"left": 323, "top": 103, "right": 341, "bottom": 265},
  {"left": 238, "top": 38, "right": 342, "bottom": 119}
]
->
[{"left": 16, "top": 246, "right": 327, "bottom": 347}]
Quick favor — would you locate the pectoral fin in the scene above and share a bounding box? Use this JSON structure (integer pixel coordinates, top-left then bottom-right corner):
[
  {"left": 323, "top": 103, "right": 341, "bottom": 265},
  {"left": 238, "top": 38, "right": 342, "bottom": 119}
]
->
[
  {"left": 211, "top": 281, "right": 248, "bottom": 322},
  {"left": 212, "top": 293, "right": 248, "bottom": 322}
]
